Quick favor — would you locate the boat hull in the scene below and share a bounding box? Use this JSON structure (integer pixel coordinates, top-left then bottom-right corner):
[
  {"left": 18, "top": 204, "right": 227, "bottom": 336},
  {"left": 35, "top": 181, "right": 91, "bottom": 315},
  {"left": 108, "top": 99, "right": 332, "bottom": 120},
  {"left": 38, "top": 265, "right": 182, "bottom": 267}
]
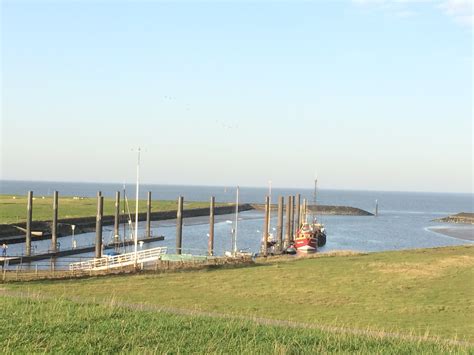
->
[{"left": 294, "top": 237, "right": 318, "bottom": 253}]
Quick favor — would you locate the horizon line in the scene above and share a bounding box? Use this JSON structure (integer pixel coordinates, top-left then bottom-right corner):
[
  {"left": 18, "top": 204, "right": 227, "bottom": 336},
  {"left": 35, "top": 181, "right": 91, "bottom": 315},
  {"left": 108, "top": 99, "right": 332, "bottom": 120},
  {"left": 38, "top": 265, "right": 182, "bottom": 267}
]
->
[{"left": 1, "top": 178, "right": 472, "bottom": 195}]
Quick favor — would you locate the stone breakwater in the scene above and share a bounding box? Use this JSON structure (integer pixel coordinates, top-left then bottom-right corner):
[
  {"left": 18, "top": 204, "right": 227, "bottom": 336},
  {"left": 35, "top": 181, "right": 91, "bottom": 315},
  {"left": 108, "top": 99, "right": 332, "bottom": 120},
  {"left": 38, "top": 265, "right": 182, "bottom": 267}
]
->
[
  {"left": 433, "top": 213, "right": 474, "bottom": 225},
  {"left": 251, "top": 204, "right": 373, "bottom": 216}
]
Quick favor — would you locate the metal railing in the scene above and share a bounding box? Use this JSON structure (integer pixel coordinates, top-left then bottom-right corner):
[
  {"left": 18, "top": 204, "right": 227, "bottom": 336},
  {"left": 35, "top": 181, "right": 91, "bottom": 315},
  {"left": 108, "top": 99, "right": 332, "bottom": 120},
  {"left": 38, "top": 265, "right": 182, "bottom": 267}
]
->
[{"left": 69, "top": 246, "right": 167, "bottom": 271}]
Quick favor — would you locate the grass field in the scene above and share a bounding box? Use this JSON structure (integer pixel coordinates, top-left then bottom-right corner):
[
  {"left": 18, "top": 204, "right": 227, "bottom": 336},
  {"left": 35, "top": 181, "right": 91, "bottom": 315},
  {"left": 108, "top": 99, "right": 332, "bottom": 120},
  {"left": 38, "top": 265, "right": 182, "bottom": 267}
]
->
[
  {"left": 1, "top": 296, "right": 467, "bottom": 354},
  {"left": 0, "top": 194, "right": 225, "bottom": 224},
  {"left": 3, "top": 245, "right": 473, "bottom": 353}
]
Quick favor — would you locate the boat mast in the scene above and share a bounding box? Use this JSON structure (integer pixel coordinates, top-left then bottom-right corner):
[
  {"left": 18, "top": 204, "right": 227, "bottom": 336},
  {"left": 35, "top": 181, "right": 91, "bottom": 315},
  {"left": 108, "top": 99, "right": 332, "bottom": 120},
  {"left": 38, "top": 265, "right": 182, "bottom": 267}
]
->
[
  {"left": 233, "top": 186, "right": 239, "bottom": 255},
  {"left": 312, "top": 178, "right": 317, "bottom": 223},
  {"left": 122, "top": 183, "right": 126, "bottom": 250},
  {"left": 134, "top": 147, "right": 141, "bottom": 264},
  {"left": 267, "top": 180, "right": 272, "bottom": 237}
]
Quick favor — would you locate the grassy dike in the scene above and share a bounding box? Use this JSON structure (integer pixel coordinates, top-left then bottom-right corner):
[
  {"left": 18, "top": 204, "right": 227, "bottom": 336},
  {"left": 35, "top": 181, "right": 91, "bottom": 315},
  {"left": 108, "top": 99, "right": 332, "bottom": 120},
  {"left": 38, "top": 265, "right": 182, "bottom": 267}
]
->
[
  {"left": 0, "top": 194, "right": 222, "bottom": 224},
  {"left": 2, "top": 246, "right": 473, "bottom": 353}
]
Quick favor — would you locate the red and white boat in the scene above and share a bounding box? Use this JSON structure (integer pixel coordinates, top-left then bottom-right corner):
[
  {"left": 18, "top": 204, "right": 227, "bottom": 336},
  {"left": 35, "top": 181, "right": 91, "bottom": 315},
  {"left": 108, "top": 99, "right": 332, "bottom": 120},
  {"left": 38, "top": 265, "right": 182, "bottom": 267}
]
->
[{"left": 294, "top": 223, "right": 318, "bottom": 253}]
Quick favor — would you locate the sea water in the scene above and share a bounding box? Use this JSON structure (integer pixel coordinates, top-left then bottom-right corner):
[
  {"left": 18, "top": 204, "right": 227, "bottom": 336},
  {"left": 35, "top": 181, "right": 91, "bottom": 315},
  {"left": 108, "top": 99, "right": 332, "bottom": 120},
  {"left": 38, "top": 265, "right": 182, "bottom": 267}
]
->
[{"left": 1, "top": 180, "right": 473, "bottom": 266}]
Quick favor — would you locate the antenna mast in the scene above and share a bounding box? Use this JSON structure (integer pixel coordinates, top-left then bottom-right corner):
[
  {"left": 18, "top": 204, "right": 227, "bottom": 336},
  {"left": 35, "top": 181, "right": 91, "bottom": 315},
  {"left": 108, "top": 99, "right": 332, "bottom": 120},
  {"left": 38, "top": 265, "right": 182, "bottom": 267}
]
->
[
  {"left": 267, "top": 180, "right": 272, "bottom": 238},
  {"left": 134, "top": 147, "right": 141, "bottom": 265},
  {"left": 233, "top": 186, "right": 239, "bottom": 255},
  {"left": 312, "top": 178, "right": 317, "bottom": 222}
]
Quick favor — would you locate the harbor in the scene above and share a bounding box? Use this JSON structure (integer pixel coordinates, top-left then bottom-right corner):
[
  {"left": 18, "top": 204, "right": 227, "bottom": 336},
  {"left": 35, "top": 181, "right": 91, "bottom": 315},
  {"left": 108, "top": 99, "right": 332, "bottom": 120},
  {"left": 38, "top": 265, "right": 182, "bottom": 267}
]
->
[{"left": 1, "top": 185, "right": 472, "bottom": 281}]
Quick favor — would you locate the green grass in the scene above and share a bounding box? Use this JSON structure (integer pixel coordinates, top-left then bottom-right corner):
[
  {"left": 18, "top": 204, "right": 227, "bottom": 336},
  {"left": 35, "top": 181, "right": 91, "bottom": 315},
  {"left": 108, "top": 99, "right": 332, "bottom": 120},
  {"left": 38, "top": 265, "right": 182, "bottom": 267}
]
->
[
  {"left": 1, "top": 296, "right": 469, "bottom": 354},
  {"left": 5, "top": 246, "right": 474, "bottom": 346},
  {"left": 0, "top": 194, "right": 226, "bottom": 224}
]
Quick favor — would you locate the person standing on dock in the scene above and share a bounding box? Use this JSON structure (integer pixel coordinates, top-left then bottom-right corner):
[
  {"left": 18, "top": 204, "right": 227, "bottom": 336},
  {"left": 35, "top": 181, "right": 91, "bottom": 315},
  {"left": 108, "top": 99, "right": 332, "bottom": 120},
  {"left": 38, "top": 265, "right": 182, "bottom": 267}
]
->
[{"left": 2, "top": 243, "right": 8, "bottom": 257}]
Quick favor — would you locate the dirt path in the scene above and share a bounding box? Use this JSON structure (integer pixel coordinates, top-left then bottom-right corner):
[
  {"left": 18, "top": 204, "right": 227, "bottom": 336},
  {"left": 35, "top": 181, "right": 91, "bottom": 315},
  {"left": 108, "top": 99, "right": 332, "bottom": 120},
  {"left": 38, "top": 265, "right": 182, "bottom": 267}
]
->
[{"left": 1, "top": 288, "right": 471, "bottom": 348}]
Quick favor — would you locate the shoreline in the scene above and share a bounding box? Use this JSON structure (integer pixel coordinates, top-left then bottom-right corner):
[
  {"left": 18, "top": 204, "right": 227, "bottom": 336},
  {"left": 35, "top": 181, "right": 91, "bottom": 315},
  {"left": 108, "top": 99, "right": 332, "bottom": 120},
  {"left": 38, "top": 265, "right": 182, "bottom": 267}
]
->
[{"left": 428, "top": 226, "right": 474, "bottom": 242}]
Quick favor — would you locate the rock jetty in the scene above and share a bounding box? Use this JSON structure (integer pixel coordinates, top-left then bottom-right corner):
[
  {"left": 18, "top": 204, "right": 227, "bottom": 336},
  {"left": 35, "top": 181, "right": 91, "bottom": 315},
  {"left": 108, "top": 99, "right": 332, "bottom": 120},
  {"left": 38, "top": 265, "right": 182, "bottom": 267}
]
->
[{"left": 433, "top": 213, "right": 474, "bottom": 225}]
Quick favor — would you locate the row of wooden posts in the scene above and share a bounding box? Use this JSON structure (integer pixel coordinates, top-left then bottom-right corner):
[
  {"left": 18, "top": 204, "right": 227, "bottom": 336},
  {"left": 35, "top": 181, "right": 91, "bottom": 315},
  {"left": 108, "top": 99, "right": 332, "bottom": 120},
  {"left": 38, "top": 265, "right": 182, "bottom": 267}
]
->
[
  {"left": 22, "top": 191, "right": 308, "bottom": 259},
  {"left": 260, "top": 193, "right": 307, "bottom": 256},
  {"left": 23, "top": 190, "right": 156, "bottom": 258}
]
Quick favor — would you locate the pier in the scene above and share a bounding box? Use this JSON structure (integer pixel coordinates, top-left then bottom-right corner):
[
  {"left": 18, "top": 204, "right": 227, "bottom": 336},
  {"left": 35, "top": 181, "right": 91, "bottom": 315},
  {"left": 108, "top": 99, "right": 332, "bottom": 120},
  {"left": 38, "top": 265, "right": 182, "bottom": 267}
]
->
[{"left": 1, "top": 235, "right": 165, "bottom": 265}]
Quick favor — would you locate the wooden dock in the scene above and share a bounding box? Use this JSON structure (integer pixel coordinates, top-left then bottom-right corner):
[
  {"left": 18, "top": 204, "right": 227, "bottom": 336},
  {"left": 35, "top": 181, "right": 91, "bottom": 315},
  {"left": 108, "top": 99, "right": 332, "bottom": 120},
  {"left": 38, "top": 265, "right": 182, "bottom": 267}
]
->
[{"left": 1, "top": 235, "right": 165, "bottom": 265}]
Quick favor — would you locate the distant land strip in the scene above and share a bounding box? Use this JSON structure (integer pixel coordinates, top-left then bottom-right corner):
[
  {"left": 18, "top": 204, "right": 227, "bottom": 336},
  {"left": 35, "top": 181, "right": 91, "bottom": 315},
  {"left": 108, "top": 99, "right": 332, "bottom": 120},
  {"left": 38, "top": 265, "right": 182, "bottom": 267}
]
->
[
  {"left": 433, "top": 213, "right": 474, "bottom": 225},
  {"left": 0, "top": 204, "right": 372, "bottom": 242},
  {"left": 251, "top": 204, "right": 374, "bottom": 216}
]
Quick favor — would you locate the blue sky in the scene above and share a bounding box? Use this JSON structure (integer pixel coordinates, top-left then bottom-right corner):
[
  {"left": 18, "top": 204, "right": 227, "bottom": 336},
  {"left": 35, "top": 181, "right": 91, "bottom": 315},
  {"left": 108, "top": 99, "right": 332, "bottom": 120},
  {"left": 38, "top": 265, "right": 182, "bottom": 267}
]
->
[{"left": 1, "top": 0, "right": 472, "bottom": 192}]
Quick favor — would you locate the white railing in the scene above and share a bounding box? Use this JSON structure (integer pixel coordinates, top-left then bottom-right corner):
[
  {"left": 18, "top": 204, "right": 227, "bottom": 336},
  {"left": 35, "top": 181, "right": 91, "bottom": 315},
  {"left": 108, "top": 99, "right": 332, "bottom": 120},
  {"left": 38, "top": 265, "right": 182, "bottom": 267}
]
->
[{"left": 69, "top": 247, "right": 167, "bottom": 272}]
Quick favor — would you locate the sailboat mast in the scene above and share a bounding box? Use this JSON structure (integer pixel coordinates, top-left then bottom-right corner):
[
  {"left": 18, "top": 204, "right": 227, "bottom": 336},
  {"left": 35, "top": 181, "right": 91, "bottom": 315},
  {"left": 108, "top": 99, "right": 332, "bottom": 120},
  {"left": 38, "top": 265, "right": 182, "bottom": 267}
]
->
[
  {"left": 134, "top": 148, "right": 141, "bottom": 263},
  {"left": 233, "top": 186, "right": 239, "bottom": 255},
  {"left": 122, "top": 184, "right": 126, "bottom": 250},
  {"left": 268, "top": 180, "right": 272, "bottom": 236},
  {"left": 312, "top": 178, "right": 317, "bottom": 222}
]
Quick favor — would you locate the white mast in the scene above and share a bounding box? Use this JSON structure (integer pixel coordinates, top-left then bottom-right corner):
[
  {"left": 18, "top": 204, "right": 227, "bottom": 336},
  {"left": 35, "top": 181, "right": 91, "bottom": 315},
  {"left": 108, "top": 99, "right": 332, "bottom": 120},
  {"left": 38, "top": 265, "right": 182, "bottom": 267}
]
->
[
  {"left": 134, "top": 147, "right": 141, "bottom": 264},
  {"left": 268, "top": 180, "right": 272, "bottom": 236},
  {"left": 233, "top": 186, "right": 239, "bottom": 255},
  {"left": 312, "top": 177, "right": 317, "bottom": 223}
]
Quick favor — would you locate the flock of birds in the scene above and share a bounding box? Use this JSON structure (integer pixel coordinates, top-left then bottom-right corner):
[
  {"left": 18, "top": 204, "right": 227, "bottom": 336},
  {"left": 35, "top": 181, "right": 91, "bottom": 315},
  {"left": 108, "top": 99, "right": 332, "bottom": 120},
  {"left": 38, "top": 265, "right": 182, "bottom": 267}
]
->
[{"left": 162, "top": 95, "right": 239, "bottom": 130}]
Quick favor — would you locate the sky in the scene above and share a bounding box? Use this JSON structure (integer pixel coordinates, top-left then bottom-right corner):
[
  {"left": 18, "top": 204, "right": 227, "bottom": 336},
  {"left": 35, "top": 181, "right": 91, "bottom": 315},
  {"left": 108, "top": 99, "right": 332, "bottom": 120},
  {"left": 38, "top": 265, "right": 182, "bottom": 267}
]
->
[{"left": 1, "top": 0, "right": 472, "bottom": 192}]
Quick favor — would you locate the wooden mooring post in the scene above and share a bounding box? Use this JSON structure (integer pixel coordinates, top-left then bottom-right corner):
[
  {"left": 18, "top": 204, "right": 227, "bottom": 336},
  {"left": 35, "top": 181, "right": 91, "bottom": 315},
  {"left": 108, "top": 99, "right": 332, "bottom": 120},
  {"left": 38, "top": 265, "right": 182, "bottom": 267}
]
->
[
  {"left": 146, "top": 191, "right": 152, "bottom": 238},
  {"left": 51, "top": 191, "right": 59, "bottom": 252},
  {"left": 95, "top": 194, "right": 104, "bottom": 258},
  {"left": 262, "top": 196, "right": 270, "bottom": 257},
  {"left": 276, "top": 196, "right": 284, "bottom": 252},
  {"left": 295, "top": 194, "right": 301, "bottom": 234},
  {"left": 208, "top": 196, "right": 215, "bottom": 256},
  {"left": 26, "top": 191, "right": 33, "bottom": 257},
  {"left": 176, "top": 196, "right": 184, "bottom": 255},
  {"left": 284, "top": 195, "right": 291, "bottom": 248},
  {"left": 289, "top": 195, "right": 295, "bottom": 242}
]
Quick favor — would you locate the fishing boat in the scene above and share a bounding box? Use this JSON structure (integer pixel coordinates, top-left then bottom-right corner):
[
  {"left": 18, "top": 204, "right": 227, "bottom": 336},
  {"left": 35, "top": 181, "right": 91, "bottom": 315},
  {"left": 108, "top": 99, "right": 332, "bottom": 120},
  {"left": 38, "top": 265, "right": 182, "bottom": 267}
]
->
[
  {"left": 294, "top": 178, "right": 327, "bottom": 253},
  {"left": 294, "top": 222, "right": 318, "bottom": 253}
]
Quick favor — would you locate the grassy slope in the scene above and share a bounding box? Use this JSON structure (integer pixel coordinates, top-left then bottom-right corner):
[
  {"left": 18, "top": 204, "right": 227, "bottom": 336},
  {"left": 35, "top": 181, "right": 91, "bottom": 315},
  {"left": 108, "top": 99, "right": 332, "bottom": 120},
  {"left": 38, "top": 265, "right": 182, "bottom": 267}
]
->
[
  {"left": 0, "top": 194, "right": 224, "bottom": 224},
  {"left": 1, "top": 296, "right": 467, "bottom": 354},
  {"left": 6, "top": 246, "right": 474, "bottom": 343}
]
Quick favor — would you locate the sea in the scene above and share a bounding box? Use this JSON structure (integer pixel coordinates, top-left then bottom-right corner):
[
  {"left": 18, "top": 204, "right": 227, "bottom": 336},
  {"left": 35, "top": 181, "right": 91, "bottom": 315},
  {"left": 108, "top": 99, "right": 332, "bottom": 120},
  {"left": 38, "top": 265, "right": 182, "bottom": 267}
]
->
[{"left": 1, "top": 180, "right": 473, "bottom": 268}]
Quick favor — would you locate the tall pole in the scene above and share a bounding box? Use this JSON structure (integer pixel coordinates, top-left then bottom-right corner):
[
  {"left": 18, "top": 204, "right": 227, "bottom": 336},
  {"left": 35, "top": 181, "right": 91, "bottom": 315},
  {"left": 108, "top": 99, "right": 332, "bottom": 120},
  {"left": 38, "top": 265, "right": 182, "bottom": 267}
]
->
[
  {"left": 122, "top": 184, "right": 127, "bottom": 244},
  {"left": 134, "top": 148, "right": 140, "bottom": 263},
  {"left": 289, "top": 196, "right": 295, "bottom": 242},
  {"left": 302, "top": 198, "right": 307, "bottom": 223},
  {"left": 284, "top": 195, "right": 291, "bottom": 248},
  {"left": 26, "top": 191, "right": 33, "bottom": 256},
  {"left": 146, "top": 191, "right": 152, "bottom": 238},
  {"left": 312, "top": 178, "right": 317, "bottom": 222},
  {"left": 267, "top": 180, "right": 272, "bottom": 237},
  {"left": 262, "top": 195, "right": 270, "bottom": 257},
  {"left": 51, "top": 191, "right": 58, "bottom": 252},
  {"left": 114, "top": 191, "right": 120, "bottom": 241},
  {"left": 276, "top": 196, "right": 284, "bottom": 252},
  {"left": 233, "top": 186, "right": 239, "bottom": 255},
  {"left": 95, "top": 195, "right": 103, "bottom": 258},
  {"left": 375, "top": 199, "right": 378, "bottom": 217},
  {"left": 208, "top": 196, "right": 215, "bottom": 256},
  {"left": 176, "top": 196, "right": 183, "bottom": 255},
  {"left": 295, "top": 194, "right": 301, "bottom": 235}
]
